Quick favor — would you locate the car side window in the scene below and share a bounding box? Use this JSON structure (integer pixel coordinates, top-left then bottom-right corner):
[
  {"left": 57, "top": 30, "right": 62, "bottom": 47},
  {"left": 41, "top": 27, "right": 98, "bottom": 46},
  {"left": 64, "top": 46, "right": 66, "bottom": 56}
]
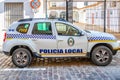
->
[
  {"left": 55, "top": 22, "right": 80, "bottom": 36},
  {"left": 32, "top": 22, "right": 52, "bottom": 35},
  {"left": 16, "top": 23, "right": 30, "bottom": 34}
]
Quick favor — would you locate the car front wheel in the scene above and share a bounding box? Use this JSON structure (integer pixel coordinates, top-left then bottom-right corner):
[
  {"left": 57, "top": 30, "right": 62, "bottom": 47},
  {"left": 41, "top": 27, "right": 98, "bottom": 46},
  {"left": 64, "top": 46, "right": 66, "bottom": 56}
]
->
[
  {"left": 12, "top": 48, "right": 32, "bottom": 68},
  {"left": 91, "top": 46, "right": 112, "bottom": 66}
]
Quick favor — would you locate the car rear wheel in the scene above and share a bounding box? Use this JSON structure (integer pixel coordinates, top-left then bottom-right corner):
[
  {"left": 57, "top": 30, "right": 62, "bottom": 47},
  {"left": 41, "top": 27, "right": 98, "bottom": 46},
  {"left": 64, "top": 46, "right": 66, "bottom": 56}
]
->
[
  {"left": 12, "top": 48, "right": 32, "bottom": 68},
  {"left": 91, "top": 46, "right": 112, "bottom": 66}
]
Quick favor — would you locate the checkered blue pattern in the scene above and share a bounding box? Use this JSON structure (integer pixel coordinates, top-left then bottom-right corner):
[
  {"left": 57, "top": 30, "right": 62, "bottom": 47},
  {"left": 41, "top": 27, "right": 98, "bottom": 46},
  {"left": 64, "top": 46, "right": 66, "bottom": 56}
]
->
[
  {"left": 7, "top": 34, "right": 56, "bottom": 39},
  {"left": 87, "top": 36, "right": 115, "bottom": 41},
  {"left": 86, "top": 31, "right": 116, "bottom": 41}
]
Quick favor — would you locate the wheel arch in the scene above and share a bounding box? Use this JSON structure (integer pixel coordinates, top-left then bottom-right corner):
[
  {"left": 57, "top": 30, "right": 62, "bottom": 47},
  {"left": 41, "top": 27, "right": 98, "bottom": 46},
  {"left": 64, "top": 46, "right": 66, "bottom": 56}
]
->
[
  {"left": 89, "top": 43, "right": 113, "bottom": 58},
  {"left": 10, "top": 45, "right": 33, "bottom": 57}
]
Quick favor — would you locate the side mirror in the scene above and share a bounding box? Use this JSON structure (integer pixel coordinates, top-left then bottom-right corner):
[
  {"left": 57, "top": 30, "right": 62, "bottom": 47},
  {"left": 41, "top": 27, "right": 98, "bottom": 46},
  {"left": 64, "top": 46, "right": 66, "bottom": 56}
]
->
[
  {"left": 80, "top": 31, "right": 84, "bottom": 36},
  {"left": 75, "top": 31, "right": 84, "bottom": 36}
]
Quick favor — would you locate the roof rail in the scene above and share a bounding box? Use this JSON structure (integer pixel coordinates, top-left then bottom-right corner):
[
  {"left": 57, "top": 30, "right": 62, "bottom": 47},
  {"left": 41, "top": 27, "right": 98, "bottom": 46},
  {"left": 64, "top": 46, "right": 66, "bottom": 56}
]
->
[
  {"left": 18, "top": 18, "right": 33, "bottom": 22},
  {"left": 18, "top": 18, "right": 67, "bottom": 22},
  {"left": 57, "top": 18, "right": 67, "bottom": 22}
]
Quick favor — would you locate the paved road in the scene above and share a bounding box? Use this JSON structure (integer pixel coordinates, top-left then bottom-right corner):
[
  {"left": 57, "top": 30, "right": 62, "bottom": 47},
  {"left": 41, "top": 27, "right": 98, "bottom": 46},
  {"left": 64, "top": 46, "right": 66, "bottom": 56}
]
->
[{"left": 0, "top": 52, "right": 120, "bottom": 80}]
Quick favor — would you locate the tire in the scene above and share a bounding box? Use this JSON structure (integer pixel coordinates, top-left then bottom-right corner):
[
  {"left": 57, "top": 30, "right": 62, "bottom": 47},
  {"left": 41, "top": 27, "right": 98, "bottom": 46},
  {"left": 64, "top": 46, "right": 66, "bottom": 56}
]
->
[
  {"left": 12, "top": 48, "right": 32, "bottom": 68},
  {"left": 91, "top": 46, "right": 112, "bottom": 66}
]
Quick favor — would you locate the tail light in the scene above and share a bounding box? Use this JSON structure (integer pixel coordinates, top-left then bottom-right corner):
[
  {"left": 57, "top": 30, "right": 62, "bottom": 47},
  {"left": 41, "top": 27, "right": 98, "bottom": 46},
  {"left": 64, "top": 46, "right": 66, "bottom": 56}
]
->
[{"left": 3, "top": 32, "right": 6, "bottom": 42}]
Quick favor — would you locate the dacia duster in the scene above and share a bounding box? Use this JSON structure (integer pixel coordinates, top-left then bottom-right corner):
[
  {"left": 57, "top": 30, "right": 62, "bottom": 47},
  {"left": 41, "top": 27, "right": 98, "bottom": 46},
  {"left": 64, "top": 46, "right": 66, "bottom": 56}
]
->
[{"left": 3, "top": 18, "right": 120, "bottom": 68}]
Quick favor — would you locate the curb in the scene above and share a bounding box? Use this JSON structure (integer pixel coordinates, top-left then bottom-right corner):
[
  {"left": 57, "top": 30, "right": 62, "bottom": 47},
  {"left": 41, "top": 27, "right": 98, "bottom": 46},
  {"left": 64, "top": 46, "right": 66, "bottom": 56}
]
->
[{"left": 0, "top": 46, "right": 2, "bottom": 53}]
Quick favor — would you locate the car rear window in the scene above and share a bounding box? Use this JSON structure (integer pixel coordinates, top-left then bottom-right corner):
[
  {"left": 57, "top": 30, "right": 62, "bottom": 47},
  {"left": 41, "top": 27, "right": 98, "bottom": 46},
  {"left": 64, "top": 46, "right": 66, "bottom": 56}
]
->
[{"left": 16, "top": 23, "right": 30, "bottom": 34}]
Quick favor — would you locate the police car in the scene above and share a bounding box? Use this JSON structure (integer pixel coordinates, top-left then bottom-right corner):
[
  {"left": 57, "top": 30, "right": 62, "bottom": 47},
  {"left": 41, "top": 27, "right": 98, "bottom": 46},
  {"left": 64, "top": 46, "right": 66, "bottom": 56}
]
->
[{"left": 2, "top": 18, "right": 120, "bottom": 68}]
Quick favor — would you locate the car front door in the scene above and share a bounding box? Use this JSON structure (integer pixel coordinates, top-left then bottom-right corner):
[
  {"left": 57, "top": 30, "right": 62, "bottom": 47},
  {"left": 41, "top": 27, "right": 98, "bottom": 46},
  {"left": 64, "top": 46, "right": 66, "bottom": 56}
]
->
[{"left": 55, "top": 22, "right": 88, "bottom": 56}]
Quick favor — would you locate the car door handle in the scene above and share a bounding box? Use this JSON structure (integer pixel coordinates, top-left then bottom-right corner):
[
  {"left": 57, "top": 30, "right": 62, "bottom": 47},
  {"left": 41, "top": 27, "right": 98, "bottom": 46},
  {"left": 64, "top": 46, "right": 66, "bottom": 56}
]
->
[
  {"left": 32, "top": 39, "right": 37, "bottom": 41},
  {"left": 58, "top": 40, "right": 63, "bottom": 42}
]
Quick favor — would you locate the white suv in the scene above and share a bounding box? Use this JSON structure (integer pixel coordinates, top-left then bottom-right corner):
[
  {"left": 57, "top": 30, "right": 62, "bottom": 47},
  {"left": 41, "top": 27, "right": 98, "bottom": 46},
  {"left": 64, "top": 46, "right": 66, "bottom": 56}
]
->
[{"left": 3, "top": 18, "right": 120, "bottom": 68}]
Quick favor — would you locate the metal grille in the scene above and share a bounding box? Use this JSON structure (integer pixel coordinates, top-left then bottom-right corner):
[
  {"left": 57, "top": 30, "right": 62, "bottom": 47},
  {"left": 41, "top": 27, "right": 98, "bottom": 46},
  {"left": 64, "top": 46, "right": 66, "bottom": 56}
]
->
[
  {"left": 72, "top": 2, "right": 105, "bottom": 31},
  {"left": 4, "top": 3, "right": 23, "bottom": 28},
  {"left": 106, "top": 1, "right": 120, "bottom": 33},
  {"left": 47, "top": 0, "right": 120, "bottom": 35},
  {"left": 72, "top": 1, "right": 120, "bottom": 34}
]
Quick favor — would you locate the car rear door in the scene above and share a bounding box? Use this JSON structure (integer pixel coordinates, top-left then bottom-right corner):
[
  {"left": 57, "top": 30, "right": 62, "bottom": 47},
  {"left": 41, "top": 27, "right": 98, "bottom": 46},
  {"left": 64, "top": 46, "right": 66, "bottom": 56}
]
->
[{"left": 31, "top": 21, "right": 57, "bottom": 54}]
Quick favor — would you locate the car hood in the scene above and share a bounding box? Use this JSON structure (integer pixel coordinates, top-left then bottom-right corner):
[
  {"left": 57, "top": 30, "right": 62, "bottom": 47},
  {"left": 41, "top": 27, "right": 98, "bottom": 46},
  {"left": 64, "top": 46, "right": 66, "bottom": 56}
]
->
[{"left": 84, "top": 30, "right": 116, "bottom": 42}]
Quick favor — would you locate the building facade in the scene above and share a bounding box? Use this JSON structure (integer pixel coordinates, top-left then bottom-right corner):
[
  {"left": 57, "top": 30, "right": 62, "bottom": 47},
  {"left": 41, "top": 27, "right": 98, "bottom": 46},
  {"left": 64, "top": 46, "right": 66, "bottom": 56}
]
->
[{"left": 0, "top": 0, "right": 46, "bottom": 46}]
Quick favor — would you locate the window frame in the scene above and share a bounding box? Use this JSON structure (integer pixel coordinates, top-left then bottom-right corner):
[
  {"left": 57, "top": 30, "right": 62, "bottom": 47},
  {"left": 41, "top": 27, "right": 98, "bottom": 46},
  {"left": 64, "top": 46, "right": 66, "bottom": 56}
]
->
[
  {"left": 16, "top": 23, "right": 30, "bottom": 34},
  {"left": 32, "top": 22, "right": 53, "bottom": 35},
  {"left": 55, "top": 22, "right": 80, "bottom": 36}
]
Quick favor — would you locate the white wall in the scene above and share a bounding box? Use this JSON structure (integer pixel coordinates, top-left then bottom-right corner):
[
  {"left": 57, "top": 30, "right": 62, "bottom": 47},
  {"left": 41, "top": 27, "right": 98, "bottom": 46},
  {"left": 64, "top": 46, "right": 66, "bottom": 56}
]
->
[{"left": 0, "top": 0, "right": 5, "bottom": 47}]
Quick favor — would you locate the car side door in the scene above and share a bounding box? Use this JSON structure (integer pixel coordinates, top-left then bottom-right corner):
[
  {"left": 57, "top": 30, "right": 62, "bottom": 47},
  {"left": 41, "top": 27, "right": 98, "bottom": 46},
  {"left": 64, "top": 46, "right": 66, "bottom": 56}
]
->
[
  {"left": 31, "top": 21, "right": 57, "bottom": 53},
  {"left": 55, "top": 22, "right": 88, "bottom": 55}
]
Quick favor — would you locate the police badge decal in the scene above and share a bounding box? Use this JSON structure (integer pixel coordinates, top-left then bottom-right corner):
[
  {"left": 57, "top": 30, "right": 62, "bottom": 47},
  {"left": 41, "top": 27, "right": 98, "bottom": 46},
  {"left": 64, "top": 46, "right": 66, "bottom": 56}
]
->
[{"left": 67, "top": 37, "right": 74, "bottom": 46}]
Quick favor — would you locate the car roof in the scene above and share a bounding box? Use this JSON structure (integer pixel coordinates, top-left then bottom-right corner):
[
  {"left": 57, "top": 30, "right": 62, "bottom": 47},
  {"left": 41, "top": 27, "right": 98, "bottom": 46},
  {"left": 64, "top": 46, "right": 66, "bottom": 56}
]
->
[{"left": 18, "top": 18, "right": 68, "bottom": 22}]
